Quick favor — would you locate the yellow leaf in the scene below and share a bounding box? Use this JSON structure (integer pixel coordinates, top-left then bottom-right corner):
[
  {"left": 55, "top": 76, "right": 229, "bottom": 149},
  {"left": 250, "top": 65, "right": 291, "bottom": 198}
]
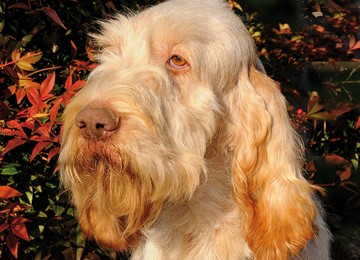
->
[
  {"left": 16, "top": 60, "right": 35, "bottom": 71},
  {"left": 252, "top": 31, "right": 261, "bottom": 37},
  {"left": 17, "top": 73, "right": 32, "bottom": 87},
  {"left": 279, "top": 23, "right": 291, "bottom": 31},
  {"left": 233, "top": 2, "right": 243, "bottom": 12},
  {"left": 291, "top": 35, "right": 303, "bottom": 42},
  {"left": 333, "top": 13, "right": 345, "bottom": 19},
  {"left": 21, "top": 34, "right": 33, "bottom": 45},
  {"left": 33, "top": 113, "right": 49, "bottom": 118},
  {"left": 17, "top": 73, "right": 40, "bottom": 89},
  {"left": 21, "top": 52, "right": 42, "bottom": 64}
]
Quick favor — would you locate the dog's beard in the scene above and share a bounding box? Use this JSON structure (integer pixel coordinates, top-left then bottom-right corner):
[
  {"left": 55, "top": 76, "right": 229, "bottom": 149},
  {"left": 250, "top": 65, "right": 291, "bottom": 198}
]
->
[{"left": 64, "top": 143, "right": 163, "bottom": 251}]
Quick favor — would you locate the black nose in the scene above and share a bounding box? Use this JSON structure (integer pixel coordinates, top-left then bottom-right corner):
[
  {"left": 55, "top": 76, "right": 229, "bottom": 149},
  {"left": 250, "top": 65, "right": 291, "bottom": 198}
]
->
[{"left": 76, "top": 106, "right": 120, "bottom": 140}]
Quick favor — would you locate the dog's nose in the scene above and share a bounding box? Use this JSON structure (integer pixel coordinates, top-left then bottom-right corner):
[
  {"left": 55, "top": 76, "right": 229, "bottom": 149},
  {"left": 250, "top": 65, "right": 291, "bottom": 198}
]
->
[{"left": 76, "top": 106, "right": 120, "bottom": 140}]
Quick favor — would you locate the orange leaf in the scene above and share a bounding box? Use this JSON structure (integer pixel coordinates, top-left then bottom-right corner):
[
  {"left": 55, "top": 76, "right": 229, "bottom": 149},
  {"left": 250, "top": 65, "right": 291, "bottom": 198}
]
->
[
  {"left": 1, "top": 138, "right": 27, "bottom": 157},
  {"left": 315, "top": 25, "right": 325, "bottom": 33},
  {"left": 15, "top": 88, "right": 27, "bottom": 104},
  {"left": 30, "top": 142, "right": 50, "bottom": 162},
  {"left": 11, "top": 49, "right": 21, "bottom": 63},
  {"left": 12, "top": 223, "right": 30, "bottom": 242},
  {"left": 8, "top": 85, "right": 16, "bottom": 95},
  {"left": 17, "top": 73, "right": 40, "bottom": 89},
  {"left": 42, "top": 6, "right": 67, "bottom": 30},
  {"left": 0, "top": 186, "right": 23, "bottom": 198},
  {"left": 40, "top": 72, "right": 55, "bottom": 100},
  {"left": 356, "top": 116, "right": 360, "bottom": 130},
  {"left": 6, "top": 232, "right": 19, "bottom": 258},
  {"left": 26, "top": 87, "right": 41, "bottom": 106}
]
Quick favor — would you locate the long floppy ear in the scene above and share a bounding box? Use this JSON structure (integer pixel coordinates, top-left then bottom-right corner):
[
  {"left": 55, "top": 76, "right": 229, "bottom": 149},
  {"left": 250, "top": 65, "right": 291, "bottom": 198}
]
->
[{"left": 228, "top": 67, "right": 316, "bottom": 259}]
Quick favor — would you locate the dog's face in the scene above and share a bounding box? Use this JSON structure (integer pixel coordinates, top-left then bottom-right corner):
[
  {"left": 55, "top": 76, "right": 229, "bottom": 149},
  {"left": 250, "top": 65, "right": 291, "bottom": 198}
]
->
[
  {"left": 59, "top": 0, "right": 258, "bottom": 249},
  {"left": 59, "top": 0, "right": 318, "bottom": 257}
]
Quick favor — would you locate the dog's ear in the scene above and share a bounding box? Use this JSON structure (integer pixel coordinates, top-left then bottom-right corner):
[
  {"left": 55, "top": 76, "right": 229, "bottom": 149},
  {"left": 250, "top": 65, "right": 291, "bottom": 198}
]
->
[{"left": 226, "top": 67, "right": 316, "bottom": 259}]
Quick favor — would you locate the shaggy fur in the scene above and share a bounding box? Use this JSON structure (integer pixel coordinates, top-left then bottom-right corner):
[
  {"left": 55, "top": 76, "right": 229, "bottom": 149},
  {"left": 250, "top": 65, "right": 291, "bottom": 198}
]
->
[{"left": 59, "top": 0, "right": 331, "bottom": 259}]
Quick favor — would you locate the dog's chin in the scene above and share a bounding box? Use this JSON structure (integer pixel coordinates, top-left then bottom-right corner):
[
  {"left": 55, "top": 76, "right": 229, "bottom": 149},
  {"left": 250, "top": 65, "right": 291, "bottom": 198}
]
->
[
  {"left": 78, "top": 208, "right": 143, "bottom": 251},
  {"left": 69, "top": 151, "right": 163, "bottom": 251}
]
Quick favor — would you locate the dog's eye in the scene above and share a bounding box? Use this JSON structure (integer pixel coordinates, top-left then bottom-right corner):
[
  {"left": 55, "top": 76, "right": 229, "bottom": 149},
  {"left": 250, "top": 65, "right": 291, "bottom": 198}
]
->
[{"left": 168, "top": 55, "right": 189, "bottom": 69}]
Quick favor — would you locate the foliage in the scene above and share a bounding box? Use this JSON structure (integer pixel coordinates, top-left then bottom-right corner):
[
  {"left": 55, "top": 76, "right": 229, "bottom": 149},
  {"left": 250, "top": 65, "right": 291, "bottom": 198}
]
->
[{"left": 0, "top": 0, "right": 359, "bottom": 259}]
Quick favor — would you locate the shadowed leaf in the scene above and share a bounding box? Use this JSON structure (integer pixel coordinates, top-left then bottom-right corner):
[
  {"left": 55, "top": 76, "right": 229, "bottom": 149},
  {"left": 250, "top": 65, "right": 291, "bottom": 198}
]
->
[{"left": 42, "top": 6, "right": 67, "bottom": 30}]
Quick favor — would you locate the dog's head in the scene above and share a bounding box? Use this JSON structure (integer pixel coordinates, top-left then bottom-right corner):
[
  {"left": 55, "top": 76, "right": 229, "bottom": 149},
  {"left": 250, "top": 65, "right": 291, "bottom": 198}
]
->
[{"left": 59, "top": 0, "right": 316, "bottom": 257}]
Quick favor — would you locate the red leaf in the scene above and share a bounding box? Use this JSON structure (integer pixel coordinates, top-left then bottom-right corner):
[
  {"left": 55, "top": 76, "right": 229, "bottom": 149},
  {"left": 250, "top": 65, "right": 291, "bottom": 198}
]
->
[
  {"left": 49, "top": 98, "right": 62, "bottom": 130},
  {"left": 12, "top": 223, "right": 30, "bottom": 242},
  {"left": 65, "top": 74, "right": 72, "bottom": 90},
  {"left": 47, "top": 147, "right": 60, "bottom": 163},
  {"left": 1, "top": 129, "right": 24, "bottom": 138},
  {"left": 349, "top": 35, "right": 360, "bottom": 51},
  {"left": 26, "top": 88, "right": 48, "bottom": 114},
  {"left": 40, "top": 72, "right": 55, "bottom": 100},
  {"left": 0, "top": 186, "right": 23, "bottom": 199},
  {"left": 30, "top": 142, "right": 50, "bottom": 162},
  {"left": 11, "top": 217, "right": 30, "bottom": 225},
  {"left": 349, "top": 41, "right": 360, "bottom": 51},
  {"left": 307, "top": 92, "right": 326, "bottom": 120},
  {"left": 0, "top": 223, "right": 10, "bottom": 233},
  {"left": 325, "top": 154, "right": 352, "bottom": 181},
  {"left": 6, "top": 232, "right": 19, "bottom": 258},
  {"left": 35, "top": 125, "right": 51, "bottom": 139},
  {"left": 53, "top": 164, "right": 60, "bottom": 174},
  {"left": 6, "top": 120, "right": 28, "bottom": 139},
  {"left": 1, "top": 138, "right": 27, "bottom": 157},
  {"left": 42, "top": 6, "right": 67, "bottom": 30},
  {"left": 356, "top": 116, "right": 360, "bottom": 130},
  {"left": 70, "top": 40, "right": 78, "bottom": 59},
  {"left": 71, "top": 80, "right": 86, "bottom": 91},
  {"left": 8, "top": 3, "right": 30, "bottom": 9}
]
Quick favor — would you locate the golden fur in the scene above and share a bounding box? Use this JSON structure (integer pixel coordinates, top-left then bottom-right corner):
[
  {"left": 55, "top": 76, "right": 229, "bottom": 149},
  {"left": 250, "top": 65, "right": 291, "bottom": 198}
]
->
[{"left": 59, "top": 0, "right": 331, "bottom": 259}]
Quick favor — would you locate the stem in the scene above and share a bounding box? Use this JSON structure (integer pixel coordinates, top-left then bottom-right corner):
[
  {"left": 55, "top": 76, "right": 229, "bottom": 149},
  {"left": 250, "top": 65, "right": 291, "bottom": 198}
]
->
[
  {"left": 0, "top": 61, "right": 15, "bottom": 68},
  {"left": 26, "top": 66, "right": 62, "bottom": 77}
]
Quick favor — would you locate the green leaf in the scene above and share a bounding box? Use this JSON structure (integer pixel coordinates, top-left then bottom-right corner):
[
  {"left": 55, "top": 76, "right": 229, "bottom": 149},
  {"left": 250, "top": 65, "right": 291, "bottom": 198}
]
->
[
  {"left": 53, "top": 205, "right": 65, "bottom": 216},
  {"left": 25, "top": 191, "right": 33, "bottom": 204},
  {"left": 1, "top": 163, "right": 20, "bottom": 176},
  {"left": 38, "top": 211, "right": 47, "bottom": 218}
]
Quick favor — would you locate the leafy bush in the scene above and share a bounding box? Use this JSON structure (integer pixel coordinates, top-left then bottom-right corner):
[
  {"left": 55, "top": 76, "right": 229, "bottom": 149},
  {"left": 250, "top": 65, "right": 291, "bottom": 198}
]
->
[{"left": 0, "top": 0, "right": 359, "bottom": 259}]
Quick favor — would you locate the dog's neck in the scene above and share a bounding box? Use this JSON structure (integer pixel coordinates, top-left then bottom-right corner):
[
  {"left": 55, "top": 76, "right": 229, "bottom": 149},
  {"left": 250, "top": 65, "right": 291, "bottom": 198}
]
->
[{"left": 132, "top": 152, "right": 253, "bottom": 259}]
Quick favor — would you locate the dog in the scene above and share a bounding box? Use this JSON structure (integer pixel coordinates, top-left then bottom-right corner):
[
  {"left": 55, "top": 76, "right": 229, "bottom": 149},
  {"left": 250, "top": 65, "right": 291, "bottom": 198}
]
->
[{"left": 59, "top": 0, "right": 331, "bottom": 259}]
